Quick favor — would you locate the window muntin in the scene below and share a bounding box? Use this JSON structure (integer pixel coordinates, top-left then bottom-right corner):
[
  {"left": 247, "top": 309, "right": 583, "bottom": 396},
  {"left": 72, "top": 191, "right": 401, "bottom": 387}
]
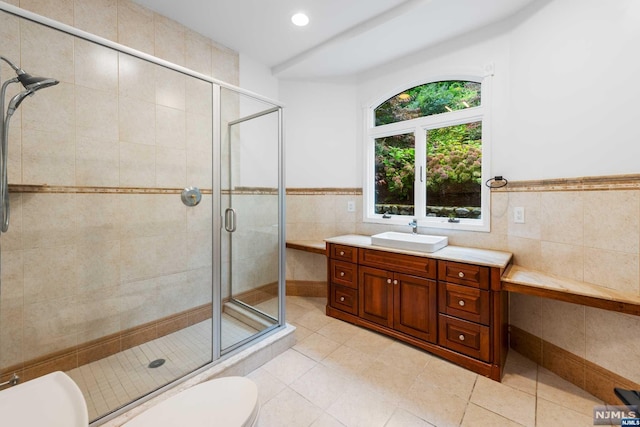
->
[
  {"left": 367, "top": 78, "right": 489, "bottom": 231},
  {"left": 375, "top": 81, "right": 481, "bottom": 127}
]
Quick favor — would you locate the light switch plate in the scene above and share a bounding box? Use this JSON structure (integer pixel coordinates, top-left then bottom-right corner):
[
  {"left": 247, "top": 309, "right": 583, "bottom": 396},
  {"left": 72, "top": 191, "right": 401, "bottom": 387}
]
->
[
  {"left": 514, "top": 206, "right": 525, "bottom": 223},
  {"left": 347, "top": 201, "right": 356, "bottom": 212}
]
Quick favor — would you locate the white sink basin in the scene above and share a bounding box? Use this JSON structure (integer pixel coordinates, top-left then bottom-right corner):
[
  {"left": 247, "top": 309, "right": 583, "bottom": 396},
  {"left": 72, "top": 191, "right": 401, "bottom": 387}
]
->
[{"left": 371, "top": 231, "right": 448, "bottom": 253}]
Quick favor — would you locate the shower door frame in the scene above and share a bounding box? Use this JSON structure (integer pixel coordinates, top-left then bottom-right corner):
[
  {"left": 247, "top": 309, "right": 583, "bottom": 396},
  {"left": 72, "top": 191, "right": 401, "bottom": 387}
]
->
[
  {"left": 0, "top": 1, "right": 286, "bottom": 425},
  {"left": 221, "top": 105, "right": 284, "bottom": 354}
]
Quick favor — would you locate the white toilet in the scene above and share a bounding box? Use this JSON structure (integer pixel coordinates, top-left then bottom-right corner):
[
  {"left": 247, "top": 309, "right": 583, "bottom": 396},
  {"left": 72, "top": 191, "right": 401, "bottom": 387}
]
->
[
  {"left": 123, "top": 376, "right": 260, "bottom": 427},
  {"left": 0, "top": 371, "right": 88, "bottom": 427},
  {"left": 0, "top": 372, "right": 259, "bottom": 427}
]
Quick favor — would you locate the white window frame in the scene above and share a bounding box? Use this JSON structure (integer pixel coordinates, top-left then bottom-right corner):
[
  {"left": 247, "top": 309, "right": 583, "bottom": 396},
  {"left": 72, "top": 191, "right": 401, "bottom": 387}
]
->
[{"left": 364, "top": 71, "right": 493, "bottom": 232}]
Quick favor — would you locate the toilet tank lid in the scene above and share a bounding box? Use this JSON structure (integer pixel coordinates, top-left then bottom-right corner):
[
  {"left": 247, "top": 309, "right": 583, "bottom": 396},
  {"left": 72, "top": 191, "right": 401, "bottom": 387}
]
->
[{"left": 0, "top": 371, "right": 88, "bottom": 427}]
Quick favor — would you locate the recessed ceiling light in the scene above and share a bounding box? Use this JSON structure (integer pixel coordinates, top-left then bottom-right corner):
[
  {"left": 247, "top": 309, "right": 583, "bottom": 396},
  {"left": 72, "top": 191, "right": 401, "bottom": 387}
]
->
[{"left": 291, "top": 13, "right": 309, "bottom": 27}]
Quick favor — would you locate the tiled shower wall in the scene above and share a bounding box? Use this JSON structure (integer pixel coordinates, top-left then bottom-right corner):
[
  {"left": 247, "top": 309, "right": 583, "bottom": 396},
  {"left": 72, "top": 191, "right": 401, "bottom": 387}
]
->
[
  {"left": 0, "top": 0, "right": 238, "bottom": 371},
  {"left": 285, "top": 187, "right": 640, "bottom": 384}
]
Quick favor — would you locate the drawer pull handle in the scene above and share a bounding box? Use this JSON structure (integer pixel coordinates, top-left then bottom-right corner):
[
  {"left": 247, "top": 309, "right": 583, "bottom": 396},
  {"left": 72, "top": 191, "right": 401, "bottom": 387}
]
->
[
  {"left": 458, "top": 300, "right": 465, "bottom": 307},
  {"left": 458, "top": 272, "right": 465, "bottom": 278},
  {"left": 459, "top": 334, "right": 465, "bottom": 341},
  {"left": 393, "top": 279, "right": 398, "bottom": 285},
  {"left": 387, "top": 279, "right": 392, "bottom": 284},
  {"left": 340, "top": 296, "right": 345, "bottom": 302},
  {"left": 340, "top": 272, "right": 345, "bottom": 277},
  {"left": 340, "top": 251, "right": 345, "bottom": 256}
]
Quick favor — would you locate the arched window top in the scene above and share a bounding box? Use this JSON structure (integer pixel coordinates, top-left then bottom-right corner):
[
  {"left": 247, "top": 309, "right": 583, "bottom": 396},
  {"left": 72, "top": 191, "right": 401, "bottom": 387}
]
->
[{"left": 374, "top": 80, "right": 481, "bottom": 126}]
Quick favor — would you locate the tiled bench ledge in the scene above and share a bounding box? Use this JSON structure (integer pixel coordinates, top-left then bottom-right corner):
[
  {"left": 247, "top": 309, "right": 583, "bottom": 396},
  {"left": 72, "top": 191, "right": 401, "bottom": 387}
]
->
[
  {"left": 285, "top": 240, "right": 327, "bottom": 255},
  {"left": 502, "top": 265, "right": 640, "bottom": 316}
]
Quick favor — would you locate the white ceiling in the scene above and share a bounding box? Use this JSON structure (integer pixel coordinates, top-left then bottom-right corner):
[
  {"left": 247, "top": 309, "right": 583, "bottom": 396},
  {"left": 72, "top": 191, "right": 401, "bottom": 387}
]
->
[{"left": 134, "top": 0, "right": 537, "bottom": 79}]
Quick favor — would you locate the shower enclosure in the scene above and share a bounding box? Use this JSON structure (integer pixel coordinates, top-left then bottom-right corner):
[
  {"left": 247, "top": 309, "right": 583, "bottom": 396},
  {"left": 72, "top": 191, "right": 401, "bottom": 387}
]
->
[{"left": 0, "top": 3, "right": 285, "bottom": 425}]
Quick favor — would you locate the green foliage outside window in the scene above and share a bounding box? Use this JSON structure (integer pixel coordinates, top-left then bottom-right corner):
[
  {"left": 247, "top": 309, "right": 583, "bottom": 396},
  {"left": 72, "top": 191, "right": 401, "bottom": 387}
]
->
[{"left": 374, "top": 81, "right": 482, "bottom": 212}]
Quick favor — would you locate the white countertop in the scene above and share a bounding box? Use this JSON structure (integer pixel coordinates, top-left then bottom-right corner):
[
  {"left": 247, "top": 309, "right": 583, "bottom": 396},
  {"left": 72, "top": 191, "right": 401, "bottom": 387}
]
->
[{"left": 325, "top": 234, "right": 512, "bottom": 269}]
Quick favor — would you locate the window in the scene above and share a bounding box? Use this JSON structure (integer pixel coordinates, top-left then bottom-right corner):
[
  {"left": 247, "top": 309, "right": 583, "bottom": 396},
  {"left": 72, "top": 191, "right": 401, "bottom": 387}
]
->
[{"left": 366, "top": 79, "right": 490, "bottom": 232}]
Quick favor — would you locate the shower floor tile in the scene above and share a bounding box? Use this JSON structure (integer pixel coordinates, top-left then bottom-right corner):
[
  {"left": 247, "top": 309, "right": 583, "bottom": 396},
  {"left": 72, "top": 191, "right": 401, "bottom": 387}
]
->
[{"left": 66, "top": 313, "right": 259, "bottom": 421}]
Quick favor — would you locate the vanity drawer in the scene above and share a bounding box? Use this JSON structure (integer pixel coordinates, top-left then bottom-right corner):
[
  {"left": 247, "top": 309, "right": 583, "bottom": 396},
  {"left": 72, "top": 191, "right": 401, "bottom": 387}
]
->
[
  {"left": 330, "top": 284, "right": 358, "bottom": 315},
  {"left": 438, "top": 282, "right": 490, "bottom": 325},
  {"left": 330, "top": 244, "right": 358, "bottom": 263},
  {"left": 330, "top": 260, "right": 357, "bottom": 289},
  {"left": 438, "top": 314, "right": 490, "bottom": 362},
  {"left": 438, "top": 261, "right": 489, "bottom": 290},
  {"left": 359, "top": 248, "right": 436, "bottom": 279}
]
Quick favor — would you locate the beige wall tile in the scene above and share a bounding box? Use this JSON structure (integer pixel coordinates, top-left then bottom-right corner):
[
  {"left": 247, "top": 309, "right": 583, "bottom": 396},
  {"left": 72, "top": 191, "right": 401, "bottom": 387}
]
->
[
  {"left": 506, "top": 235, "right": 541, "bottom": 269},
  {"left": 155, "top": 232, "right": 188, "bottom": 275},
  {"left": 20, "top": 20, "right": 74, "bottom": 84},
  {"left": 186, "top": 149, "right": 213, "bottom": 189},
  {"left": 21, "top": 81, "right": 75, "bottom": 136},
  {"left": 584, "top": 247, "right": 639, "bottom": 294},
  {"left": 156, "top": 66, "right": 186, "bottom": 110},
  {"left": 76, "top": 86, "right": 119, "bottom": 141},
  {"left": 119, "top": 97, "right": 155, "bottom": 145},
  {"left": 20, "top": 0, "right": 73, "bottom": 26},
  {"left": 155, "top": 272, "right": 191, "bottom": 316},
  {"left": 212, "top": 42, "right": 239, "bottom": 86},
  {"left": 119, "top": 142, "right": 155, "bottom": 187},
  {"left": 74, "top": 0, "right": 117, "bottom": 41},
  {"left": 76, "top": 284, "right": 120, "bottom": 341},
  {"left": 185, "top": 78, "right": 213, "bottom": 116},
  {"left": 76, "top": 136, "right": 119, "bottom": 186},
  {"left": 22, "top": 129, "right": 75, "bottom": 186},
  {"left": 187, "top": 227, "right": 213, "bottom": 270},
  {"left": 186, "top": 29, "right": 212, "bottom": 76},
  {"left": 490, "top": 191, "right": 509, "bottom": 235},
  {"left": 540, "top": 241, "right": 584, "bottom": 280},
  {"left": 156, "top": 105, "right": 186, "bottom": 148},
  {"left": 541, "top": 191, "right": 583, "bottom": 245},
  {"left": 74, "top": 38, "right": 118, "bottom": 93},
  {"left": 509, "top": 293, "right": 543, "bottom": 336},
  {"left": 186, "top": 112, "right": 212, "bottom": 152},
  {"left": 154, "top": 13, "right": 185, "bottom": 66},
  {"left": 23, "top": 295, "right": 78, "bottom": 360},
  {"left": 1, "top": 250, "right": 24, "bottom": 308},
  {"left": 0, "top": 302, "right": 23, "bottom": 369},
  {"left": 75, "top": 193, "right": 120, "bottom": 242},
  {"left": 23, "top": 245, "right": 77, "bottom": 304},
  {"left": 507, "top": 192, "right": 541, "bottom": 240},
  {"left": 584, "top": 190, "right": 639, "bottom": 253},
  {"left": 118, "top": 53, "right": 156, "bottom": 103},
  {"left": 119, "top": 276, "right": 160, "bottom": 328},
  {"left": 0, "top": 12, "right": 21, "bottom": 82},
  {"left": 117, "top": 0, "right": 154, "bottom": 55},
  {"left": 586, "top": 308, "right": 640, "bottom": 384},
  {"left": 541, "top": 299, "right": 585, "bottom": 358},
  {"left": 156, "top": 147, "right": 186, "bottom": 187},
  {"left": 22, "top": 193, "right": 76, "bottom": 249},
  {"left": 119, "top": 236, "right": 158, "bottom": 282},
  {"left": 76, "top": 239, "right": 120, "bottom": 292}
]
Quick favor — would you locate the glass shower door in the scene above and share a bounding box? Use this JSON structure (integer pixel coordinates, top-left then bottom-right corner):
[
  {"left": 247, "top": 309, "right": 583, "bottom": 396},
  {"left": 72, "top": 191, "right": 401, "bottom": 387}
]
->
[{"left": 220, "top": 88, "right": 282, "bottom": 352}]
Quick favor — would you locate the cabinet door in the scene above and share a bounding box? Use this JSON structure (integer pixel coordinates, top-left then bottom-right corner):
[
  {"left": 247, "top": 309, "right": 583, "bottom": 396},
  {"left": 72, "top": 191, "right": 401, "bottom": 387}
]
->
[
  {"left": 394, "top": 273, "right": 437, "bottom": 343},
  {"left": 359, "top": 266, "right": 393, "bottom": 328}
]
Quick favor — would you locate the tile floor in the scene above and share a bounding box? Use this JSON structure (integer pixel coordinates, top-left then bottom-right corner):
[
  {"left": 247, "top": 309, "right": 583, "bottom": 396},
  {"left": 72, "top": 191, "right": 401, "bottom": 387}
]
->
[
  {"left": 249, "top": 296, "right": 609, "bottom": 427},
  {"left": 67, "top": 313, "right": 258, "bottom": 421}
]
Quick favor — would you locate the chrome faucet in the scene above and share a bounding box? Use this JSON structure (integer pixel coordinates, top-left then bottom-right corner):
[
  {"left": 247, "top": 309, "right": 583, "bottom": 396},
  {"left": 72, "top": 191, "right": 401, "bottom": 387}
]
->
[{"left": 408, "top": 218, "right": 418, "bottom": 234}]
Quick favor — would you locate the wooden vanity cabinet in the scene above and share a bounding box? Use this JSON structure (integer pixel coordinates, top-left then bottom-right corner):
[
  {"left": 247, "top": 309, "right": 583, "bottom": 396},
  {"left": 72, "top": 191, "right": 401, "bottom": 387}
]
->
[{"left": 326, "top": 242, "right": 509, "bottom": 381}]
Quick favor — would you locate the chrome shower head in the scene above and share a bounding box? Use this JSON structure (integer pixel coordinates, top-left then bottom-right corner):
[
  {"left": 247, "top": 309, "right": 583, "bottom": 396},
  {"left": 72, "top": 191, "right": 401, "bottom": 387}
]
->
[
  {"left": 17, "top": 74, "right": 59, "bottom": 91},
  {"left": 0, "top": 56, "right": 59, "bottom": 92}
]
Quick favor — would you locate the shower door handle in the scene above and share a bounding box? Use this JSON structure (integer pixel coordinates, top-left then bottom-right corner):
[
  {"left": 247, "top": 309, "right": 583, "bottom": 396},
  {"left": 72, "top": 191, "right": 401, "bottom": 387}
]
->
[{"left": 224, "top": 208, "right": 237, "bottom": 232}]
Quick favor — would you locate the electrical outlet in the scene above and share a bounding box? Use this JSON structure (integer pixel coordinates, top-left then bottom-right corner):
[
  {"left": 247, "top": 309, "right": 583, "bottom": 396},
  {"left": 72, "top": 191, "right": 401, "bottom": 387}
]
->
[
  {"left": 347, "top": 201, "right": 356, "bottom": 212},
  {"left": 514, "top": 207, "right": 525, "bottom": 223}
]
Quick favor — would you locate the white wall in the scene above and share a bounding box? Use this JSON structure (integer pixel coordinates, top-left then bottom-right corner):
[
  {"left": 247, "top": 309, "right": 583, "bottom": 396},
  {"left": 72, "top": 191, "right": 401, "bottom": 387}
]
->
[
  {"left": 503, "top": 0, "right": 640, "bottom": 180},
  {"left": 280, "top": 0, "right": 640, "bottom": 186},
  {"left": 279, "top": 80, "right": 359, "bottom": 188}
]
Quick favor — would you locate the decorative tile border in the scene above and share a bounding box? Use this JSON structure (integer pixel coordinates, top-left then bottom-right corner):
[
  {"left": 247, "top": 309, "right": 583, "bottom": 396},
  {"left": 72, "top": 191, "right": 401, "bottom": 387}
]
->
[
  {"left": 509, "top": 325, "right": 640, "bottom": 404},
  {"left": 286, "top": 188, "right": 362, "bottom": 195},
  {"left": 0, "top": 303, "right": 212, "bottom": 387},
  {"left": 493, "top": 174, "right": 640, "bottom": 192},
  {"left": 8, "top": 184, "right": 213, "bottom": 195}
]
